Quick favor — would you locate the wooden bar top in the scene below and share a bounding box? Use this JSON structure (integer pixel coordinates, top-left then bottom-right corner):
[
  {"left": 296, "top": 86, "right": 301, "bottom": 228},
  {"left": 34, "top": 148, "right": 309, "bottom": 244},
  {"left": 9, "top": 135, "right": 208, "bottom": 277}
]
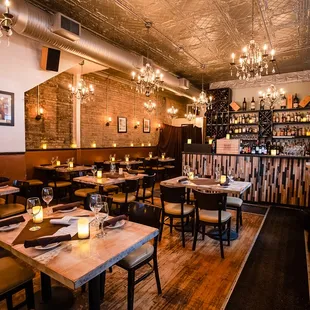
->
[{"left": 0, "top": 209, "right": 158, "bottom": 290}]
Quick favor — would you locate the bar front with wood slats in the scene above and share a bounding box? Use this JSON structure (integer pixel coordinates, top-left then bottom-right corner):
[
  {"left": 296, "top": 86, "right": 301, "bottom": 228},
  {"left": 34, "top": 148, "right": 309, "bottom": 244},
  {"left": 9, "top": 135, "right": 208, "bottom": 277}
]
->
[{"left": 182, "top": 152, "right": 310, "bottom": 207}]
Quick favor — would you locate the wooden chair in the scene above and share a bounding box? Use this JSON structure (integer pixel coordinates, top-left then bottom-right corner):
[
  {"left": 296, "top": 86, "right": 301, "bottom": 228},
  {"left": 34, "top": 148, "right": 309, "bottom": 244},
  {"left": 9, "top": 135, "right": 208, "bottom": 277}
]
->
[
  {"left": 72, "top": 171, "right": 98, "bottom": 205},
  {"left": 159, "top": 185, "right": 195, "bottom": 247},
  {"left": 150, "top": 159, "right": 165, "bottom": 180},
  {"left": 84, "top": 193, "right": 113, "bottom": 213},
  {"left": 226, "top": 196, "right": 243, "bottom": 233},
  {"left": 137, "top": 174, "right": 156, "bottom": 204},
  {"left": 0, "top": 181, "right": 30, "bottom": 219},
  {"left": 192, "top": 190, "right": 231, "bottom": 258},
  {"left": 0, "top": 177, "right": 10, "bottom": 205},
  {"left": 114, "top": 202, "right": 162, "bottom": 310},
  {"left": 112, "top": 179, "right": 139, "bottom": 215},
  {"left": 46, "top": 170, "right": 72, "bottom": 204},
  {"left": 0, "top": 256, "right": 35, "bottom": 310}
]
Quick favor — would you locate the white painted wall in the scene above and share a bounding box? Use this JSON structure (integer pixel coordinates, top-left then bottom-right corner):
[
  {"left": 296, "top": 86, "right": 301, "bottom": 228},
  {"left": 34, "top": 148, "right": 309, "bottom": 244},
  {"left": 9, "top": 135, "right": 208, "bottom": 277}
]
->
[{"left": 0, "top": 33, "right": 81, "bottom": 153}]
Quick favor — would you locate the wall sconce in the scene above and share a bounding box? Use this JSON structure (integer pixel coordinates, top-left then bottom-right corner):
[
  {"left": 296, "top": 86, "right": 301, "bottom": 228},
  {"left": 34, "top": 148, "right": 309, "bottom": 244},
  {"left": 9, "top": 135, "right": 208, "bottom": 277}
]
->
[
  {"left": 35, "top": 107, "right": 44, "bottom": 121},
  {"left": 156, "top": 124, "right": 161, "bottom": 131},
  {"left": 91, "top": 142, "right": 97, "bottom": 148},
  {"left": 106, "top": 117, "right": 112, "bottom": 126},
  {"left": 134, "top": 121, "right": 140, "bottom": 129}
]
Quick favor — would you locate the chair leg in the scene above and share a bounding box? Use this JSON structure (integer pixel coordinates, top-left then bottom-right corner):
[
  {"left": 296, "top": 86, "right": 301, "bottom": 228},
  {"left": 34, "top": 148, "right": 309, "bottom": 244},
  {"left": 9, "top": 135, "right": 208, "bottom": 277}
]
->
[
  {"left": 6, "top": 295, "right": 13, "bottom": 310},
  {"left": 169, "top": 217, "right": 173, "bottom": 234},
  {"left": 81, "top": 284, "right": 86, "bottom": 293},
  {"left": 192, "top": 221, "right": 199, "bottom": 251},
  {"left": 191, "top": 215, "right": 195, "bottom": 236},
  {"left": 25, "top": 279, "right": 35, "bottom": 310},
  {"left": 227, "top": 219, "right": 231, "bottom": 246},
  {"left": 202, "top": 225, "right": 206, "bottom": 240},
  {"left": 236, "top": 207, "right": 240, "bottom": 233},
  {"left": 159, "top": 212, "right": 165, "bottom": 241},
  {"left": 240, "top": 207, "right": 243, "bottom": 226},
  {"left": 127, "top": 270, "right": 135, "bottom": 310},
  {"left": 180, "top": 216, "right": 185, "bottom": 248},
  {"left": 153, "top": 255, "right": 162, "bottom": 295},
  {"left": 100, "top": 271, "right": 106, "bottom": 300},
  {"left": 219, "top": 225, "right": 224, "bottom": 259}
]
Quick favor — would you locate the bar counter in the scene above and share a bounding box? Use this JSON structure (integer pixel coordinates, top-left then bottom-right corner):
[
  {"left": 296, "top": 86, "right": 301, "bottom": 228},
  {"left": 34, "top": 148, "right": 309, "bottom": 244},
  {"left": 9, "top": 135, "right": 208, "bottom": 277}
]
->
[{"left": 182, "top": 152, "right": 310, "bottom": 207}]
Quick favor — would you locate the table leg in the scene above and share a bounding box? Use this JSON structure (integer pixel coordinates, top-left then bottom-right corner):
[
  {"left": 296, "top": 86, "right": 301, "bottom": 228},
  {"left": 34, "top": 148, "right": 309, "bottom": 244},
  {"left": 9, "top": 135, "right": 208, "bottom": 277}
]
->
[
  {"left": 41, "top": 272, "right": 51, "bottom": 302},
  {"left": 89, "top": 274, "right": 101, "bottom": 310}
]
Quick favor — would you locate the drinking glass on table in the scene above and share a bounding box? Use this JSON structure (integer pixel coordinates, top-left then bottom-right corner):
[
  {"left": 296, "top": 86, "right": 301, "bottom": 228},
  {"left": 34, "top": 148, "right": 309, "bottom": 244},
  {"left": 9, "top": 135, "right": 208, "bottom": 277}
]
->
[
  {"left": 97, "top": 202, "right": 109, "bottom": 238},
  {"left": 228, "top": 168, "right": 234, "bottom": 183},
  {"left": 91, "top": 165, "right": 97, "bottom": 177},
  {"left": 26, "top": 197, "right": 42, "bottom": 231},
  {"left": 110, "top": 163, "right": 116, "bottom": 174},
  {"left": 42, "top": 187, "right": 53, "bottom": 215},
  {"left": 51, "top": 157, "right": 55, "bottom": 166},
  {"left": 89, "top": 194, "right": 103, "bottom": 227}
]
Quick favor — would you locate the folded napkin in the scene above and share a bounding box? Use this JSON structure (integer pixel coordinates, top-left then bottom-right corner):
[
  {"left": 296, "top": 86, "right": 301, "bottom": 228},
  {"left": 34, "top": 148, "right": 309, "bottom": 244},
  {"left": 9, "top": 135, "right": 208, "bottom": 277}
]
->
[
  {"left": 0, "top": 216, "right": 25, "bottom": 228},
  {"left": 178, "top": 177, "right": 188, "bottom": 183},
  {"left": 24, "top": 234, "right": 71, "bottom": 248},
  {"left": 101, "top": 215, "right": 127, "bottom": 228},
  {"left": 50, "top": 216, "right": 81, "bottom": 225},
  {"left": 52, "top": 202, "right": 80, "bottom": 212}
]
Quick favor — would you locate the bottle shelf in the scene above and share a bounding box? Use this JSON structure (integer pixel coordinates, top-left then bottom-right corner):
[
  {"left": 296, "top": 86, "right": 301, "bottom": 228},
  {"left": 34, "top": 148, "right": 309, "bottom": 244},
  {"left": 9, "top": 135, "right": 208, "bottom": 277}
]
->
[
  {"left": 231, "top": 133, "right": 259, "bottom": 135},
  {"left": 272, "top": 136, "right": 310, "bottom": 139},
  {"left": 230, "top": 123, "right": 259, "bottom": 126},
  {"left": 273, "top": 121, "right": 310, "bottom": 125},
  {"left": 221, "top": 110, "right": 260, "bottom": 114},
  {"left": 272, "top": 107, "right": 310, "bottom": 113}
]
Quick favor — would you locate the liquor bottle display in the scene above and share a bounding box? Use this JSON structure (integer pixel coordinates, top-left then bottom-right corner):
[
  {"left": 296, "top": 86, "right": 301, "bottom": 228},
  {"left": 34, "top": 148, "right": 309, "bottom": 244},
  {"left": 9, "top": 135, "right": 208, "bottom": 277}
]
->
[
  {"left": 251, "top": 97, "right": 256, "bottom": 110},
  {"left": 242, "top": 98, "right": 247, "bottom": 111},
  {"left": 293, "top": 94, "right": 299, "bottom": 109}
]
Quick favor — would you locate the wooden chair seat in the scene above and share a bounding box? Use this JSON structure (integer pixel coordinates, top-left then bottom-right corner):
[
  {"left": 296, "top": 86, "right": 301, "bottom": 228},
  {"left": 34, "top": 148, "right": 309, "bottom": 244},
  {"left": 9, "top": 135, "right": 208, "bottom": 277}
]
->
[
  {"left": 0, "top": 204, "right": 25, "bottom": 219},
  {"left": 74, "top": 188, "right": 97, "bottom": 198},
  {"left": 0, "top": 257, "right": 35, "bottom": 295},
  {"left": 138, "top": 166, "right": 150, "bottom": 170},
  {"left": 227, "top": 197, "right": 243, "bottom": 207},
  {"left": 0, "top": 198, "right": 5, "bottom": 205},
  {"left": 48, "top": 181, "right": 72, "bottom": 188},
  {"left": 103, "top": 185, "right": 119, "bottom": 192},
  {"left": 199, "top": 210, "right": 232, "bottom": 223},
  {"left": 164, "top": 165, "right": 175, "bottom": 169},
  {"left": 152, "top": 167, "right": 165, "bottom": 171},
  {"left": 129, "top": 169, "right": 145, "bottom": 174},
  {"left": 164, "top": 202, "right": 195, "bottom": 216},
  {"left": 137, "top": 188, "right": 152, "bottom": 199},
  {"left": 112, "top": 193, "right": 136, "bottom": 204},
  {"left": 117, "top": 243, "right": 154, "bottom": 269},
  {"left": 27, "top": 179, "right": 43, "bottom": 186}
]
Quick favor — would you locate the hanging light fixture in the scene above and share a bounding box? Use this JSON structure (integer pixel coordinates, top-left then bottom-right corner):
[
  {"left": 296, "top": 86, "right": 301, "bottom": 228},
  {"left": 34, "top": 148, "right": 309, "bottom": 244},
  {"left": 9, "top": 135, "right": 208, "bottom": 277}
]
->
[
  {"left": 185, "top": 111, "right": 196, "bottom": 121},
  {"left": 185, "top": 104, "right": 197, "bottom": 121},
  {"left": 193, "top": 65, "right": 213, "bottom": 110},
  {"left": 167, "top": 106, "right": 178, "bottom": 118},
  {"left": 230, "top": 0, "right": 276, "bottom": 80},
  {"left": 131, "top": 22, "right": 164, "bottom": 97},
  {"left": 68, "top": 61, "right": 94, "bottom": 102},
  {"left": 144, "top": 99, "right": 156, "bottom": 112},
  {"left": 258, "top": 84, "right": 285, "bottom": 108},
  {"left": 0, "top": 0, "right": 14, "bottom": 43}
]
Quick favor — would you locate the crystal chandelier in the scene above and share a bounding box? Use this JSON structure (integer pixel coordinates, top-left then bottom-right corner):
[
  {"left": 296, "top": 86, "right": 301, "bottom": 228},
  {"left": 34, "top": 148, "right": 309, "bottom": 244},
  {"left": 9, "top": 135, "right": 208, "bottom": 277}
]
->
[
  {"left": 258, "top": 84, "right": 284, "bottom": 108},
  {"left": 185, "top": 111, "right": 196, "bottom": 121},
  {"left": 68, "top": 61, "right": 94, "bottom": 102},
  {"left": 167, "top": 106, "right": 178, "bottom": 118},
  {"left": 144, "top": 99, "right": 156, "bottom": 112},
  {"left": 229, "top": 0, "right": 276, "bottom": 81},
  {"left": 0, "top": 0, "right": 14, "bottom": 42},
  {"left": 131, "top": 22, "right": 164, "bottom": 97},
  {"left": 193, "top": 67, "right": 213, "bottom": 110}
]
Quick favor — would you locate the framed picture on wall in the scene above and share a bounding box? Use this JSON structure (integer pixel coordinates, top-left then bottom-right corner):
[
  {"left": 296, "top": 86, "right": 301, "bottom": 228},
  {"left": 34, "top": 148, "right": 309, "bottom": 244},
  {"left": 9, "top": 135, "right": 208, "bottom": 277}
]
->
[
  {"left": 0, "top": 91, "right": 14, "bottom": 127},
  {"left": 143, "top": 118, "right": 151, "bottom": 133},
  {"left": 117, "top": 116, "right": 127, "bottom": 133}
]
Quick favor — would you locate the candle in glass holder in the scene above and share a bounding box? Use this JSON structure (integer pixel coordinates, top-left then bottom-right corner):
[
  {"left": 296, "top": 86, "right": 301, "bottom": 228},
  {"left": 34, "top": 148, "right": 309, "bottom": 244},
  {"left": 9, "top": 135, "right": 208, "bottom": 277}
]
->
[
  {"left": 226, "top": 134, "right": 230, "bottom": 140},
  {"left": 78, "top": 218, "right": 89, "bottom": 239},
  {"left": 125, "top": 157, "right": 129, "bottom": 162},
  {"left": 42, "top": 143, "right": 47, "bottom": 149},
  {"left": 149, "top": 152, "right": 153, "bottom": 159},
  {"left": 161, "top": 154, "right": 165, "bottom": 159},
  {"left": 209, "top": 139, "right": 213, "bottom": 145},
  {"left": 56, "top": 160, "right": 61, "bottom": 166},
  {"left": 141, "top": 143, "right": 144, "bottom": 147},
  {"left": 130, "top": 143, "right": 134, "bottom": 147},
  {"left": 271, "top": 149, "right": 277, "bottom": 156},
  {"left": 188, "top": 171, "right": 194, "bottom": 180},
  {"left": 69, "top": 161, "right": 74, "bottom": 168},
  {"left": 220, "top": 175, "right": 227, "bottom": 184},
  {"left": 33, "top": 206, "right": 43, "bottom": 224},
  {"left": 187, "top": 139, "right": 192, "bottom": 144},
  {"left": 113, "top": 143, "right": 117, "bottom": 147},
  {"left": 97, "top": 170, "right": 102, "bottom": 178},
  {"left": 111, "top": 156, "right": 115, "bottom": 162}
]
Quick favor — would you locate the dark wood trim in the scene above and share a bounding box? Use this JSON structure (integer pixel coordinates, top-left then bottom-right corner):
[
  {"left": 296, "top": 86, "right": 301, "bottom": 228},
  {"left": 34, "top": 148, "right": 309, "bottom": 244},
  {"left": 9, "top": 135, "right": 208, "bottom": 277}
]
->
[
  {"left": 0, "top": 152, "right": 25, "bottom": 155},
  {"left": 26, "top": 146, "right": 157, "bottom": 151}
]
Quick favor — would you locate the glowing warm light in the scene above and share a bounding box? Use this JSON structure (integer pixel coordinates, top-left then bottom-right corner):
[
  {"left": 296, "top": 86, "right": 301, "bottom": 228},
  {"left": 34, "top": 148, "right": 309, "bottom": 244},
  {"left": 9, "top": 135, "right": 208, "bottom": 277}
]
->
[
  {"left": 187, "top": 139, "right": 192, "bottom": 144},
  {"left": 42, "top": 143, "right": 47, "bottom": 149},
  {"left": 97, "top": 170, "right": 102, "bottom": 178},
  {"left": 78, "top": 218, "right": 89, "bottom": 239},
  {"left": 220, "top": 175, "right": 227, "bottom": 184},
  {"left": 33, "top": 206, "right": 43, "bottom": 224}
]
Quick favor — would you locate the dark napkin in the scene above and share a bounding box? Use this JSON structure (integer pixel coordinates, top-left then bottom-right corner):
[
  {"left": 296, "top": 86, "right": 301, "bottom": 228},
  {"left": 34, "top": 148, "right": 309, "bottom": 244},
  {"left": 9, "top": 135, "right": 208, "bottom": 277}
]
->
[
  {"left": 24, "top": 234, "right": 72, "bottom": 248},
  {"left": 178, "top": 177, "right": 188, "bottom": 183},
  {"left": 101, "top": 215, "right": 127, "bottom": 228},
  {"left": 52, "top": 202, "right": 80, "bottom": 212},
  {"left": 0, "top": 216, "right": 25, "bottom": 228}
]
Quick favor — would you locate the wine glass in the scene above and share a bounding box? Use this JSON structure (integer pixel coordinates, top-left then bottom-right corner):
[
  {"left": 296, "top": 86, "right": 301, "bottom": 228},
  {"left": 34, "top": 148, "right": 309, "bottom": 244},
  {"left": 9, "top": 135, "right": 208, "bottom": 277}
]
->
[
  {"left": 42, "top": 187, "right": 53, "bottom": 215},
  {"left": 97, "top": 202, "right": 109, "bottom": 238},
  {"left": 228, "top": 168, "right": 234, "bottom": 183},
  {"left": 26, "top": 197, "right": 42, "bottom": 231},
  {"left": 110, "top": 163, "right": 116, "bottom": 174},
  {"left": 91, "top": 165, "right": 97, "bottom": 177},
  {"left": 89, "top": 194, "right": 103, "bottom": 227},
  {"left": 51, "top": 157, "right": 55, "bottom": 166}
]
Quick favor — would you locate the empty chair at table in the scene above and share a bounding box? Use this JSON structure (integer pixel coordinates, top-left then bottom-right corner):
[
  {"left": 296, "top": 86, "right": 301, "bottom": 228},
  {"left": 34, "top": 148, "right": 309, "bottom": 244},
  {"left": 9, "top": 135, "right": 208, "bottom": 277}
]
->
[
  {"left": 46, "top": 170, "right": 72, "bottom": 204},
  {"left": 159, "top": 185, "right": 195, "bottom": 247},
  {"left": 137, "top": 174, "right": 156, "bottom": 204},
  {"left": 0, "top": 177, "right": 10, "bottom": 205},
  {"left": 150, "top": 158, "right": 165, "bottom": 180},
  {"left": 192, "top": 190, "right": 232, "bottom": 258}
]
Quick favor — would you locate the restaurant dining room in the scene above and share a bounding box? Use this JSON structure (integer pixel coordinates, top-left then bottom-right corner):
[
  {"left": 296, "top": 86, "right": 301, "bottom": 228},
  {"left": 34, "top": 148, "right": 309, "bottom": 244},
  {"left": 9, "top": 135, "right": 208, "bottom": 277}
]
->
[{"left": 1, "top": 0, "right": 310, "bottom": 309}]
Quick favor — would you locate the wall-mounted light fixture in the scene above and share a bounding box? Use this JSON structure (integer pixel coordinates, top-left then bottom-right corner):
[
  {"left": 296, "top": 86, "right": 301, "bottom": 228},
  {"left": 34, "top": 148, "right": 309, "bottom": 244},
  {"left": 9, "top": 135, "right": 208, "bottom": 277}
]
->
[
  {"left": 35, "top": 86, "right": 43, "bottom": 120},
  {"left": 156, "top": 124, "right": 161, "bottom": 131},
  {"left": 106, "top": 116, "right": 112, "bottom": 126},
  {"left": 134, "top": 121, "right": 140, "bottom": 129}
]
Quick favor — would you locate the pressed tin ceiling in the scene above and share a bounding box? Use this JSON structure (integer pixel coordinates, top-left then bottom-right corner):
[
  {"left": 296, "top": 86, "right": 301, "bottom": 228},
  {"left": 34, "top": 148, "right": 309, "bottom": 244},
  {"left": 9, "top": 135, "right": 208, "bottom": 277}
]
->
[{"left": 27, "top": 0, "right": 310, "bottom": 87}]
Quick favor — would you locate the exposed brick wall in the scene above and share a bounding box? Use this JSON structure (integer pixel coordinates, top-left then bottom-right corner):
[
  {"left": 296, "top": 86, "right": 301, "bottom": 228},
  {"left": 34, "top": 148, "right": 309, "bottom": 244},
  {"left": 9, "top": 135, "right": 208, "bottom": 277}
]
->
[
  {"left": 25, "top": 71, "right": 188, "bottom": 150},
  {"left": 25, "top": 72, "right": 73, "bottom": 149}
]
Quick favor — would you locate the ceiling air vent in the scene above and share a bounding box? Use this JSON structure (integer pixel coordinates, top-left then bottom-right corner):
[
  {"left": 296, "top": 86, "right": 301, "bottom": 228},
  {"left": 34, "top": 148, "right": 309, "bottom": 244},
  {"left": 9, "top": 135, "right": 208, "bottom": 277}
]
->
[
  {"left": 179, "top": 78, "right": 190, "bottom": 90},
  {"left": 52, "top": 13, "right": 81, "bottom": 42}
]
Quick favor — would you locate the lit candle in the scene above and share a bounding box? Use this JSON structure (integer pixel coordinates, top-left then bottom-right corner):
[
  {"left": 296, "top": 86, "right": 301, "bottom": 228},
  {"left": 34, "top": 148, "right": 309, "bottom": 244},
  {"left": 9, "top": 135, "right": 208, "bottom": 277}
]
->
[
  {"left": 56, "top": 160, "right": 61, "bottom": 166},
  {"left": 97, "top": 170, "right": 102, "bottom": 178},
  {"left": 92, "top": 142, "right": 96, "bottom": 148},
  {"left": 78, "top": 218, "right": 89, "bottom": 239},
  {"left": 42, "top": 143, "right": 47, "bottom": 149},
  {"left": 161, "top": 154, "right": 165, "bottom": 159},
  {"left": 226, "top": 134, "right": 230, "bottom": 140},
  {"left": 141, "top": 143, "right": 144, "bottom": 147},
  {"left": 231, "top": 53, "right": 235, "bottom": 63},
  {"left": 69, "top": 161, "right": 74, "bottom": 168},
  {"left": 263, "top": 44, "right": 267, "bottom": 54},
  {"left": 187, "top": 139, "right": 192, "bottom": 144},
  {"left": 220, "top": 175, "right": 227, "bottom": 184},
  {"left": 208, "top": 139, "right": 213, "bottom": 145},
  {"left": 188, "top": 171, "right": 194, "bottom": 180},
  {"left": 111, "top": 156, "right": 115, "bottom": 162},
  {"left": 130, "top": 143, "right": 134, "bottom": 147},
  {"left": 271, "top": 149, "right": 277, "bottom": 156},
  {"left": 71, "top": 143, "right": 77, "bottom": 148},
  {"left": 33, "top": 206, "right": 43, "bottom": 224},
  {"left": 149, "top": 154, "right": 152, "bottom": 159},
  {"left": 113, "top": 143, "right": 117, "bottom": 147},
  {"left": 125, "top": 157, "right": 129, "bottom": 162},
  {"left": 148, "top": 142, "right": 151, "bottom": 146}
]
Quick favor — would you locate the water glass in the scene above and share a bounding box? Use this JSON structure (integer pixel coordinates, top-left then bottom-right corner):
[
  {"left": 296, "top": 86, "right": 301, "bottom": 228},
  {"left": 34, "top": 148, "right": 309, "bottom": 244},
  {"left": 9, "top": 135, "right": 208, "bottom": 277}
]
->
[
  {"left": 89, "top": 194, "right": 103, "bottom": 227},
  {"left": 97, "top": 202, "right": 109, "bottom": 238},
  {"left": 110, "top": 163, "right": 116, "bottom": 174},
  {"left": 42, "top": 187, "right": 53, "bottom": 215},
  {"left": 26, "top": 197, "right": 42, "bottom": 231},
  {"left": 91, "top": 165, "right": 97, "bottom": 177}
]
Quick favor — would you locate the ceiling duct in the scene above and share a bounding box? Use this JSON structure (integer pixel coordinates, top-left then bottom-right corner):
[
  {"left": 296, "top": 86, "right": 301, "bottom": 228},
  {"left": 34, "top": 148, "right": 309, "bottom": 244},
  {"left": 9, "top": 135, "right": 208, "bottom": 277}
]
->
[
  {"left": 179, "top": 78, "right": 190, "bottom": 90},
  {"left": 5, "top": 0, "right": 199, "bottom": 99}
]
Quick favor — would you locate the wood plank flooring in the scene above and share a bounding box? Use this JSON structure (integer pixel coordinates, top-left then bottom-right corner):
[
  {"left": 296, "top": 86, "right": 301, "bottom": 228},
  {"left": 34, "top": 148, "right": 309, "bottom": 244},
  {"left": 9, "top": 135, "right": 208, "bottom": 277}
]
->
[{"left": 0, "top": 200, "right": 266, "bottom": 310}]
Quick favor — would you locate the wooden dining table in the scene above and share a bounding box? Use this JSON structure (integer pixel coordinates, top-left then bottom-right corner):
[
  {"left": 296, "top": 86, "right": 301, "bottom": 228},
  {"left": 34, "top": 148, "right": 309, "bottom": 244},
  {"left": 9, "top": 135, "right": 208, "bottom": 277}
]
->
[
  {"left": 0, "top": 185, "right": 19, "bottom": 196},
  {"left": 35, "top": 165, "right": 93, "bottom": 173},
  {"left": 0, "top": 208, "right": 158, "bottom": 309}
]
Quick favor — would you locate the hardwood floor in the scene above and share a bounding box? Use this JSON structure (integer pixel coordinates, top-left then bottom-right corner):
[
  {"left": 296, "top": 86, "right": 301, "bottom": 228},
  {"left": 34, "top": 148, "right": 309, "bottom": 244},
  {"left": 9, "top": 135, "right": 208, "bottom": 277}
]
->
[{"left": 0, "top": 201, "right": 266, "bottom": 310}]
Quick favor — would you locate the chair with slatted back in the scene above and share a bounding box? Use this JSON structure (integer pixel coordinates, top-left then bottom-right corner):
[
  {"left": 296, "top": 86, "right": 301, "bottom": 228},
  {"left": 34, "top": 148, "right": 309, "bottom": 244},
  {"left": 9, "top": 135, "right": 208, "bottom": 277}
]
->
[
  {"left": 159, "top": 185, "right": 195, "bottom": 247},
  {"left": 193, "top": 190, "right": 231, "bottom": 258},
  {"left": 112, "top": 179, "right": 139, "bottom": 215},
  {"left": 137, "top": 174, "right": 156, "bottom": 204},
  {"left": 0, "top": 181, "right": 30, "bottom": 219}
]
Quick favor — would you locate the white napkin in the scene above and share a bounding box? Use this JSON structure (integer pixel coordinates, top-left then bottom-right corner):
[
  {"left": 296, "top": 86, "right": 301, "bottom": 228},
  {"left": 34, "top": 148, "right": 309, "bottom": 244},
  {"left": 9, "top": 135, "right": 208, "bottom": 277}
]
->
[{"left": 50, "top": 216, "right": 81, "bottom": 225}]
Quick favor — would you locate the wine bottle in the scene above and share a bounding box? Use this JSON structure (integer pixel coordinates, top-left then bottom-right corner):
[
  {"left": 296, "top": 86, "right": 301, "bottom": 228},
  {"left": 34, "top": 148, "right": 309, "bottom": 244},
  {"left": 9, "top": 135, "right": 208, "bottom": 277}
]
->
[
  {"left": 260, "top": 98, "right": 265, "bottom": 110},
  {"left": 251, "top": 97, "right": 256, "bottom": 111},
  {"left": 293, "top": 93, "right": 299, "bottom": 109},
  {"left": 281, "top": 94, "right": 287, "bottom": 109},
  {"left": 242, "top": 98, "right": 247, "bottom": 111}
]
